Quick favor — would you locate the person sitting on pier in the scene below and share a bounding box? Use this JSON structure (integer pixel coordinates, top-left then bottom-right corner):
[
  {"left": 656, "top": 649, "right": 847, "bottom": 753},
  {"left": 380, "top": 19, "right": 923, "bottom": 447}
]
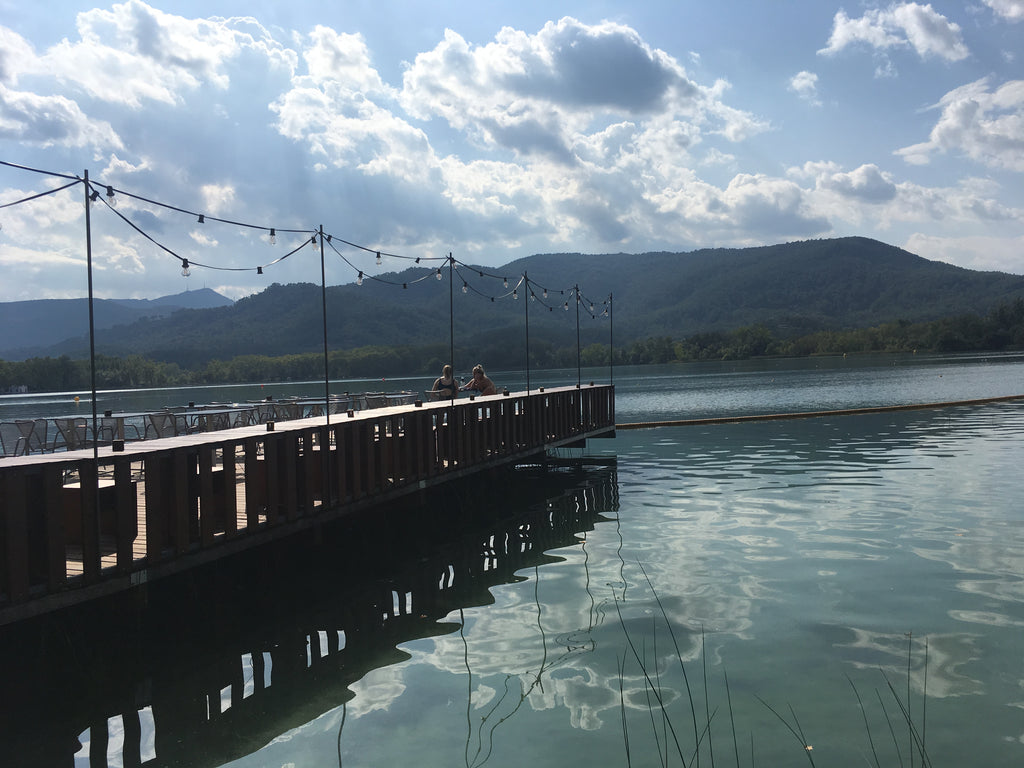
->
[
  {"left": 460, "top": 364, "right": 496, "bottom": 396},
  {"left": 431, "top": 364, "right": 460, "bottom": 397}
]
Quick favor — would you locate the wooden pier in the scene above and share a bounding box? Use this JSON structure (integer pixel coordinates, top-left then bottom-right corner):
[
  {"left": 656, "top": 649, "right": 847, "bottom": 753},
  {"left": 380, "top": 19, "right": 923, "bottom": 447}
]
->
[{"left": 0, "top": 385, "right": 614, "bottom": 626}]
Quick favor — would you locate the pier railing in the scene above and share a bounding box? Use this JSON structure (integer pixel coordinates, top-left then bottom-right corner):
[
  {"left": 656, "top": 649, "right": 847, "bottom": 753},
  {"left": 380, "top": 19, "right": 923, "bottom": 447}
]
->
[{"left": 0, "top": 384, "right": 614, "bottom": 624}]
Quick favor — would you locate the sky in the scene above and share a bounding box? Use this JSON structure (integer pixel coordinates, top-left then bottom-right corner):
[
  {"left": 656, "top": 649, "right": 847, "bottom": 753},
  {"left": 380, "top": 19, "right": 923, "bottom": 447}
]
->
[{"left": 1, "top": 0, "right": 1022, "bottom": 302}]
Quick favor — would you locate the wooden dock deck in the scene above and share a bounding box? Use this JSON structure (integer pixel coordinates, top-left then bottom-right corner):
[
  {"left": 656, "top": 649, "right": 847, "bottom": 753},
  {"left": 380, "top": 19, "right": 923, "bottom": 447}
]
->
[{"left": 0, "top": 385, "right": 614, "bottom": 625}]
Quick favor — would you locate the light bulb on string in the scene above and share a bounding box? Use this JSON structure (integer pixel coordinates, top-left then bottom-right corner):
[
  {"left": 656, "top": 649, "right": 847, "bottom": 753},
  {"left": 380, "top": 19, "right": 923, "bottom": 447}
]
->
[
  {"left": 357, "top": 271, "right": 363, "bottom": 286},
  {"left": 513, "top": 289, "right": 518, "bottom": 300},
  {"left": 590, "top": 302, "right": 595, "bottom": 312},
  {"left": 436, "top": 268, "right": 442, "bottom": 280},
  {"left": 376, "top": 251, "right": 382, "bottom": 265},
  {"left": 198, "top": 214, "right": 204, "bottom": 224},
  {"left": 543, "top": 289, "right": 548, "bottom": 299},
  {"left": 181, "top": 259, "right": 190, "bottom": 277},
  {"left": 563, "top": 301, "right": 569, "bottom": 311},
  {"left": 462, "top": 281, "right": 468, "bottom": 294},
  {"left": 105, "top": 186, "right": 116, "bottom": 208},
  {"left": 256, "top": 266, "right": 263, "bottom": 275},
  {"left": 503, "top": 277, "right": 508, "bottom": 288},
  {"left": 530, "top": 291, "right": 536, "bottom": 301},
  {"left": 269, "top": 228, "right": 276, "bottom": 245}
]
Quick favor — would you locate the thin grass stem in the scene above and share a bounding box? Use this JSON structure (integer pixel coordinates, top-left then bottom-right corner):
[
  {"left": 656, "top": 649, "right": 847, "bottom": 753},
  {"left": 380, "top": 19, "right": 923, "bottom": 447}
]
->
[
  {"left": 613, "top": 594, "right": 688, "bottom": 766},
  {"left": 639, "top": 562, "right": 701, "bottom": 758},
  {"left": 724, "top": 668, "right": 740, "bottom": 768},
  {"left": 845, "top": 673, "right": 881, "bottom": 768},
  {"left": 618, "top": 654, "right": 632, "bottom": 768},
  {"left": 753, "top": 695, "right": 815, "bottom": 767}
]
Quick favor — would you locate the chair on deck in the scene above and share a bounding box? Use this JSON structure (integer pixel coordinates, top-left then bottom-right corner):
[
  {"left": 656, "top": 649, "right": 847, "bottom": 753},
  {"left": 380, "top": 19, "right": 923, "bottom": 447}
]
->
[
  {"left": 0, "top": 422, "right": 28, "bottom": 457},
  {"left": 254, "top": 404, "right": 276, "bottom": 423},
  {"left": 146, "top": 412, "right": 177, "bottom": 439},
  {"left": 98, "top": 416, "right": 142, "bottom": 443},
  {"left": 27, "top": 419, "right": 51, "bottom": 453},
  {"left": 53, "top": 418, "right": 88, "bottom": 451},
  {"left": 274, "top": 403, "right": 301, "bottom": 420}
]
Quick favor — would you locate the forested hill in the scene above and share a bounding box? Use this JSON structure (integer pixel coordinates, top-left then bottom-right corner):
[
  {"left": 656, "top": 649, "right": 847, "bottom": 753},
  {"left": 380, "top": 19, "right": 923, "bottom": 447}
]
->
[
  {"left": 0, "top": 288, "right": 233, "bottom": 359},
  {"left": 11, "top": 237, "right": 1024, "bottom": 366}
]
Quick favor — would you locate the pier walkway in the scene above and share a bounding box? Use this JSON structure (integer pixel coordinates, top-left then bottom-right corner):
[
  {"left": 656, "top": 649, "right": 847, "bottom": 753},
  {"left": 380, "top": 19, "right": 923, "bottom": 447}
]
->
[{"left": 0, "top": 384, "right": 615, "bottom": 626}]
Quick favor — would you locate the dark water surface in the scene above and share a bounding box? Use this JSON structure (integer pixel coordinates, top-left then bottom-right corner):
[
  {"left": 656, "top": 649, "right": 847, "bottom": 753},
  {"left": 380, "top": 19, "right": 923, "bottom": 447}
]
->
[{"left": 1, "top": 353, "right": 1023, "bottom": 767}]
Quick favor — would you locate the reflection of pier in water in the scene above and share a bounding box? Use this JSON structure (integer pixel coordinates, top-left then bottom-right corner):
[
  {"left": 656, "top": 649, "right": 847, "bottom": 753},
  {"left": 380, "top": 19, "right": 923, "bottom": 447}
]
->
[{"left": 1, "top": 459, "right": 619, "bottom": 767}]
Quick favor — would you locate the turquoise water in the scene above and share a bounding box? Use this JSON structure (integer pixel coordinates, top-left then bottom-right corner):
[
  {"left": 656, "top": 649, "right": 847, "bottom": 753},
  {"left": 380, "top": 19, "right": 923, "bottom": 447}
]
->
[{"left": 2, "top": 353, "right": 1023, "bottom": 767}]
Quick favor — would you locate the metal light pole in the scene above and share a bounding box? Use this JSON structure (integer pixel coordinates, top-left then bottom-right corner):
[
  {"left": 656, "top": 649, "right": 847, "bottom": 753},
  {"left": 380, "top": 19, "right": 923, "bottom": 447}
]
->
[
  {"left": 83, "top": 170, "right": 99, "bottom": 460},
  {"left": 318, "top": 225, "right": 330, "bottom": 426},
  {"left": 448, "top": 253, "right": 455, "bottom": 394},
  {"left": 524, "top": 271, "right": 531, "bottom": 394},
  {"left": 575, "top": 283, "right": 581, "bottom": 388}
]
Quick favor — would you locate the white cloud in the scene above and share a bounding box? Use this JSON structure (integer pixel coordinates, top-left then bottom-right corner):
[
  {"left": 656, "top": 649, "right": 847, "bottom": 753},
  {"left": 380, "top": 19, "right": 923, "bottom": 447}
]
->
[
  {"left": 35, "top": 0, "right": 296, "bottom": 108},
  {"left": 0, "top": 83, "right": 123, "bottom": 149},
  {"left": 397, "top": 17, "right": 762, "bottom": 160},
  {"left": 905, "top": 233, "right": 1024, "bottom": 272},
  {"left": 0, "top": 26, "right": 35, "bottom": 84},
  {"left": 819, "top": 163, "right": 898, "bottom": 202},
  {"left": 819, "top": 3, "right": 970, "bottom": 62},
  {"left": 983, "top": 0, "right": 1024, "bottom": 21},
  {"left": 895, "top": 77, "right": 1024, "bottom": 171},
  {"left": 788, "top": 71, "right": 821, "bottom": 105}
]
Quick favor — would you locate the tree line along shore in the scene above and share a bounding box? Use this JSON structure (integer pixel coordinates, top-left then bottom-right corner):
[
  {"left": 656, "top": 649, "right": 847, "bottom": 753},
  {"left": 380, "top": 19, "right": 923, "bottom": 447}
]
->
[{"left": 2, "top": 298, "right": 1022, "bottom": 393}]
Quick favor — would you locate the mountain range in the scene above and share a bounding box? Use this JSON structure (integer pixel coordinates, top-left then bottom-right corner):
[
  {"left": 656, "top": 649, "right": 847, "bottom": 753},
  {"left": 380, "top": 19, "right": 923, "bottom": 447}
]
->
[{"left": 3, "top": 237, "right": 1023, "bottom": 365}]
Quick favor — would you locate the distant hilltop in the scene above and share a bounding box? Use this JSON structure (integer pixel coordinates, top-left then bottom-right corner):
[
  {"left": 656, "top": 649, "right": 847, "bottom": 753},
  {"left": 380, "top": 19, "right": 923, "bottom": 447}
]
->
[
  {"left": 0, "top": 288, "right": 233, "bottom": 360},
  {"left": 3, "top": 237, "right": 1024, "bottom": 366}
]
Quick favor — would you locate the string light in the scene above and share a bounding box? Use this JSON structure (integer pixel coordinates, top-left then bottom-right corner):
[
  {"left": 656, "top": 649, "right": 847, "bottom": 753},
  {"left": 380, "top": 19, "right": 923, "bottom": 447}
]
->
[{"left": 5, "top": 163, "right": 615, "bottom": 337}]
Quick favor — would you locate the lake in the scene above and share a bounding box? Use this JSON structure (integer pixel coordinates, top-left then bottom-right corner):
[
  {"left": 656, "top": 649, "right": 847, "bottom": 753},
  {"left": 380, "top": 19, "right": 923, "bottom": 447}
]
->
[{"left": 1, "top": 352, "right": 1023, "bottom": 767}]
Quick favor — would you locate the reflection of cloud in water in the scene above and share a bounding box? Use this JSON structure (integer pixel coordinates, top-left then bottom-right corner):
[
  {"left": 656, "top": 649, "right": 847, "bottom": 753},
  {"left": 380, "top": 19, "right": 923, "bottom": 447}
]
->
[
  {"left": 833, "top": 627, "right": 984, "bottom": 698},
  {"left": 346, "top": 670, "right": 407, "bottom": 717}
]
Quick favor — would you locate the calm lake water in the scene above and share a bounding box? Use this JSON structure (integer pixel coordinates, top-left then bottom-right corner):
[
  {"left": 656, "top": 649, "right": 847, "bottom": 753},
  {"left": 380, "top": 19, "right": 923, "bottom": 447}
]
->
[{"left": 2, "top": 352, "right": 1023, "bottom": 767}]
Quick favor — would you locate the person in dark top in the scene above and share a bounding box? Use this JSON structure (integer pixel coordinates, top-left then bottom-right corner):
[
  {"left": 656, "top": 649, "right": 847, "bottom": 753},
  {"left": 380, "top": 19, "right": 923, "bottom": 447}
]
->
[{"left": 432, "top": 364, "right": 459, "bottom": 396}]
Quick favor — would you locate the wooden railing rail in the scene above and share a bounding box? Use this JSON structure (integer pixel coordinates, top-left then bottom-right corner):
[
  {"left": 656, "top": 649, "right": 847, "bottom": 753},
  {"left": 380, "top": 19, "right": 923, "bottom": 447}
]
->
[{"left": 0, "top": 385, "right": 614, "bottom": 622}]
